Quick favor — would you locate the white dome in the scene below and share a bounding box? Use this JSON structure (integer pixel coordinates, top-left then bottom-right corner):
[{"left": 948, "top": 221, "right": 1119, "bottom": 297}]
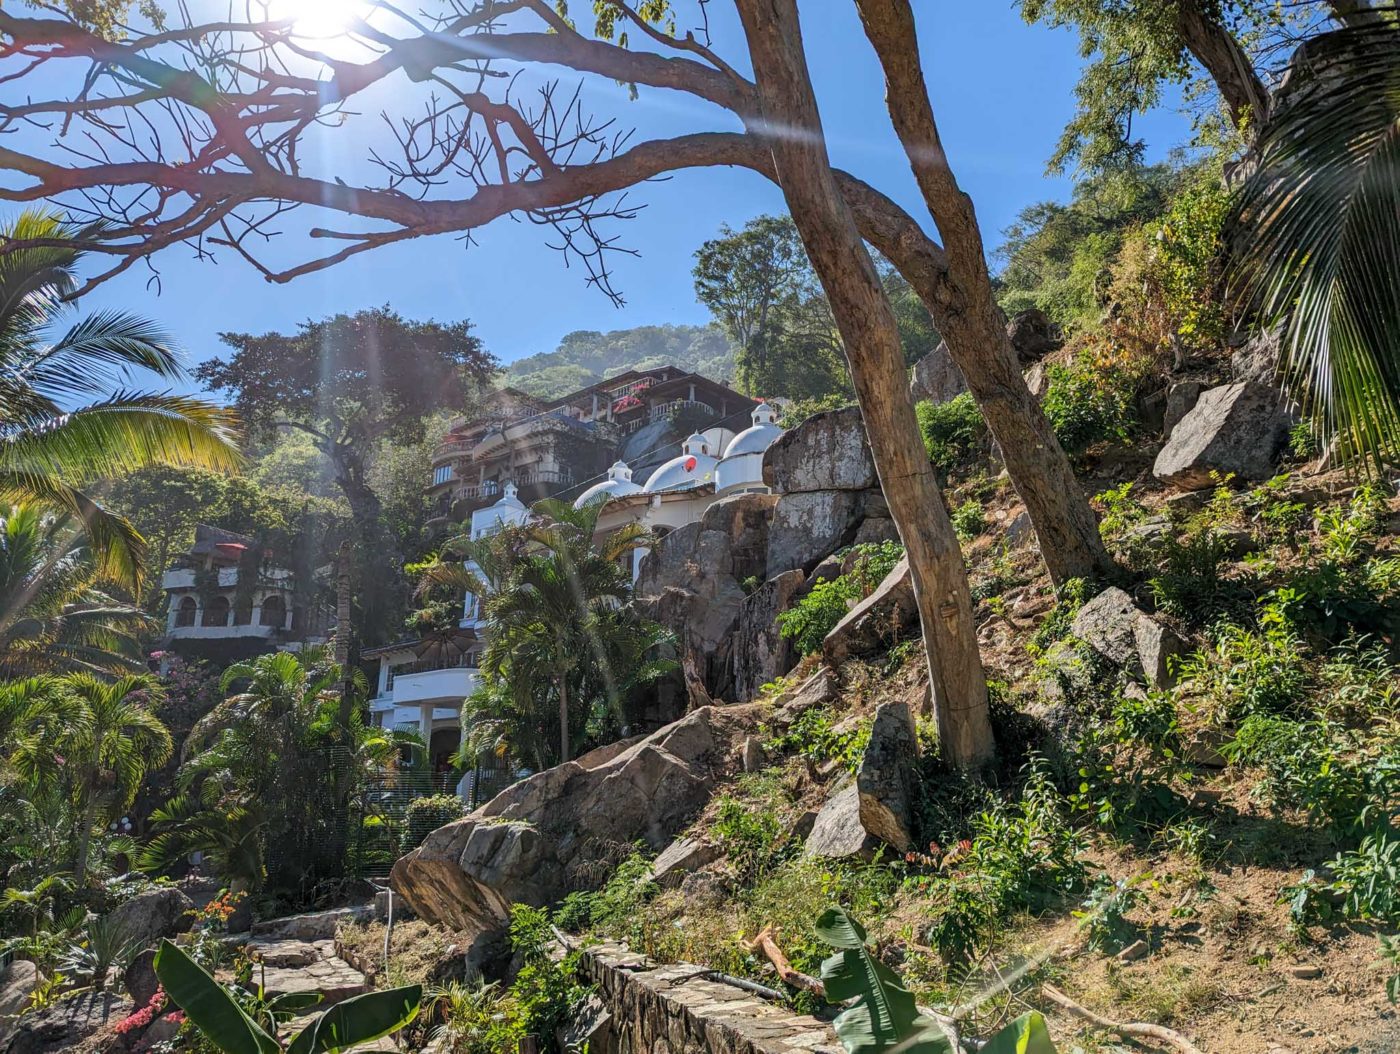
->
[
  {"left": 574, "top": 461, "right": 644, "bottom": 508},
  {"left": 644, "top": 435, "right": 718, "bottom": 494},
  {"left": 723, "top": 402, "right": 782, "bottom": 458}
]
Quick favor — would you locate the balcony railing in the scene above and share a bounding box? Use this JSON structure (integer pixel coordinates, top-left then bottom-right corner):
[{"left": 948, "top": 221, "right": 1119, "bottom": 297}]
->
[{"left": 649, "top": 399, "right": 719, "bottom": 422}]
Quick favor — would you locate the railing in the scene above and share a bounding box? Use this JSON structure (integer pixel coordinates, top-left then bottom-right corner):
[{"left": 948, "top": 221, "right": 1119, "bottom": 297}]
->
[
  {"left": 434, "top": 437, "right": 476, "bottom": 460},
  {"left": 649, "top": 399, "right": 719, "bottom": 421},
  {"left": 386, "top": 653, "right": 477, "bottom": 689}
]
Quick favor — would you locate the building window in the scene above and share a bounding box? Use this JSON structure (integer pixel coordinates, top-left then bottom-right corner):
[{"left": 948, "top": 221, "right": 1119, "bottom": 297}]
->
[
  {"left": 433, "top": 464, "right": 453, "bottom": 486},
  {"left": 201, "top": 595, "right": 230, "bottom": 627},
  {"left": 260, "top": 593, "right": 286, "bottom": 627},
  {"left": 174, "top": 596, "right": 197, "bottom": 627}
]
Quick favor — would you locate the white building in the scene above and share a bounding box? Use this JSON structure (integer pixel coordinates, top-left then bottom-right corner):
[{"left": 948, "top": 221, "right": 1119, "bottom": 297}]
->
[{"left": 157, "top": 524, "right": 328, "bottom": 668}]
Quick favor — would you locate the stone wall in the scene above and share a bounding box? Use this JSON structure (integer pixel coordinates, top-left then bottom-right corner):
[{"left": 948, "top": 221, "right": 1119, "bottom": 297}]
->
[{"left": 581, "top": 941, "right": 842, "bottom": 1054}]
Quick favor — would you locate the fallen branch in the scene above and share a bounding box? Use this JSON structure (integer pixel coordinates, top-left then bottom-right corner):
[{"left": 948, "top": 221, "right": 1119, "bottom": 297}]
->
[
  {"left": 1041, "top": 984, "right": 1205, "bottom": 1054},
  {"left": 741, "top": 925, "right": 827, "bottom": 995}
]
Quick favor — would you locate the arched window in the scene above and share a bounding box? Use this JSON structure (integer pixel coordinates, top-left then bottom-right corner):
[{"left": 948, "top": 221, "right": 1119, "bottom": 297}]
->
[
  {"left": 201, "top": 595, "right": 230, "bottom": 627},
  {"left": 259, "top": 593, "right": 286, "bottom": 627},
  {"left": 174, "top": 596, "right": 197, "bottom": 628}
]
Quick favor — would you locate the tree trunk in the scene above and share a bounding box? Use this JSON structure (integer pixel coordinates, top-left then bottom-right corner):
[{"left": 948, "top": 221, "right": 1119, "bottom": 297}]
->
[
  {"left": 73, "top": 785, "right": 97, "bottom": 886},
  {"left": 853, "top": 0, "right": 1114, "bottom": 589},
  {"left": 334, "top": 540, "right": 353, "bottom": 728},
  {"left": 735, "top": 0, "right": 994, "bottom": 767},
  {"left": 557, "top": 672, "right": 570, "bottom": 765},
  {"left": 1176, "top": 0, "right": 1272, "bottom": 135}
]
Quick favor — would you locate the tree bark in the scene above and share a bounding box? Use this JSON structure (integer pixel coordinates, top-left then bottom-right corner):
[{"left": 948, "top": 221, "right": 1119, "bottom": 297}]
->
[
  {"left": 735, "top": 0, "right": 994, "bottom": 767},
  {"left": 557, "top": 671, "right": 570, "bottom": 765},
  {"left": 1176, "top": 0, "right": 1272, "bottom": 135},
  {"left": 854, "top": 0, "right": 1114, "bottom": 588}
]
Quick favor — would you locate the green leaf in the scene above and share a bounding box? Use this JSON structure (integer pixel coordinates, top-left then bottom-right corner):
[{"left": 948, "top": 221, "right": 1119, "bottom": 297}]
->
[
  {"left": 153, "top": 940, "right": 279, "bottom": 1054},
  {"left": 267, "top": 991, "right": 324, "bottom": 1015},
  {"left": 285, "top": 985, "right": 422, "bottom": 1054},
  {"left": 980, "top": 1011, "right": 1058, "bottom": 1054},
  {"left": 815, "top": 908, "right": 952, "bottom": 1054}
]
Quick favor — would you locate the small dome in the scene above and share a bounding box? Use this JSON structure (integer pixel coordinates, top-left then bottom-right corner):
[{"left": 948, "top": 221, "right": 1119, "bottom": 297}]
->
[
  {"left": 574, "top": 461, "right": 644, "bottom": 508},
  {"left": 644, "top": 442, "right": 719, "bottom": 494},
  {"left": 495, "top": 481, "right": 525, "bottom": 508},
  {"left": 723, "top": 402, "right": 783, "bottom": 458}
]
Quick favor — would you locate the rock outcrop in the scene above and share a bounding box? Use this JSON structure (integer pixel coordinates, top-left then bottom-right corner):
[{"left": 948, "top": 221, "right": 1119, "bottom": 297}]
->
[
  {"left": 1071, "top": 587, "right": 1186, "bottom": 689},
  {"left": 731, "top": 569, "right": 806, "bottom": 701},
  {"left": 856, "top": 702, "right": 920, "bottom": 852},
  {"left": 391, "top": 705, "right": 760, "bottom": 935},
  {"left": 106, "top": 887, "right": 193, "bottom": 949},
  {"left": 822, "top": 556, "right": 917, "bottom": 666},
  {"left": 1152, "top": 382, "right": 1296, "bottom": 490},
  {"left": 762, "top": 406, "right": 876, "bottom": 493},
  {"left": 803, "top": 783, "right": 877, "bottom": 860},
  {"left": 766, "top": 490, "right": 869, "bottom": 575}
]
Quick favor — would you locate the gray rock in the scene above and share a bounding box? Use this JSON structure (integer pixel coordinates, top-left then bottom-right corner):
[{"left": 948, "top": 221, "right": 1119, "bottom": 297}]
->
[
  {"left": 1, "top": 992, "right": 127, "bottom": 1054},
  {"left": 1137, "top": 387, "right": 1168, "bottom": 434},
  {"left": 698, "top": 492, "right": 778, "bottom": 584},
  {"left": 1071, "top": 587, "right": 1185, "bottom": 689},
  {"left": 123, "top": 949, "right": 159, "bottom": 1009},
  {"left": 856, "top": 703, "right": 920, "bottom": 852},
  {"left": 823, "top": 557, "right": 917, "bottom": 666},
  {"left": 769, "top": 672, "right": 839, "bottom": 733},
  {"left": 910, "top": 342, "right": 968, "bottom": 405},
  {"left": 853, "top": 516, "right": 900, "bottom": 547},
  {"left": 1163, "top": 380, "right": 1203, "bottom": 439},
  {"left": 0, "top": 961, "right": 38, "bottom": 1042},
  {"left": 731, "top": 569, "right": 806, "bottom": 703},
  {"left": 249, "top": 905, "right": 369, "bottom": 943},
  {"left": 740, "top": 737, "right": 765, "bottom": 773},
  {"left": 766, "top": 490, "right": 866, "bottom": 576},
  {"left": 1007, "top": 308, "right": 1062, "bottom": 364},
  {"left": 762, "top": 407, "right": 876, "bottom": 493},
  {"left": 106, "top": 886, "right": 193, "bottom": 951},
  {"left": 1231, "top": 327, "right": 1282, "bottom": 385},
  {"left": 651, "top": 836, "right": 722, "bottom": 889},
  {"left": 803, "top": 784, "right": 877, "bottom": 861},
  {"left": 391, "top": 705, "right": 762, "bottom": 935},
  {"left": 1153, "top": 382, "right": 1296, "bottom": 490}
]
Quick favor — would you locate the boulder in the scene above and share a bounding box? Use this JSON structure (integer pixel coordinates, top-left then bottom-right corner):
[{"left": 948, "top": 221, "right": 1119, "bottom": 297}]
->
[
  {"left": 1006, "top": 308, "right": 1062, "bottom": 364},
  {"left": 1, "top": 992, "right": 127, "bottom": 1054},
  {"left": 853, "top": 517, "right": 900, "bottom": 546},
  {"left": 1071, "top": 587, "right": 1186, "bottom": 688},
  {"left": 766, "top": 490, "right": 866, "bottom": 575},
  {"left": 823, "top": 557, "right": 918, "bottom": 666},
  {"left": 106, "top": 887, "right": 193, "bottom": 950},
  {"left": 1163, "top": 380, "right": 1203, "bottom": 439},
  {"left": 699, "top": 492, "right": 778, "bottom": 584},
  {"left": 650, "top": 836, "right": 722, "bottom": 889},
  {"left": 122, "top": 949, "right": 159, "bottom": 1009},
  {"left": 769, "top": 671, "right": 839, "bottom": 732},
  {"left": 391, "top": 705, "right": 761, "bottom": 935},
  {"left": 910, "top": 342, "right": 968, "bottom": 405},
  {"left": 0, "top": 961, "right": 38, "bottom": 1040},
  {"left": 1153, "top": 382, "right": 1296, "bottom": 490},
  {"left": 731, "top": 569, "right": 806, "bottom": 702},
  {"left": 856, "top": 702, "right": 920, "bottom": 852},
  {"left": 762, "top": 407, "right": 876, "bottom": 493},
  {"left": 1231, "top": 327, "right": 1282, "bottom": 385},
  {"left": 249, "top": 906, "right": 370, "bottom": 942},
  {"left": 803, "top": 783, "right": 877, "bottom": 861}
]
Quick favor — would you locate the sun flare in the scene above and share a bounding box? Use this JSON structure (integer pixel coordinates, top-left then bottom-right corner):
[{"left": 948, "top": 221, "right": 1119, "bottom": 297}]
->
[{"left": 269, "top": 0, "right": 363, "bottom": 38}]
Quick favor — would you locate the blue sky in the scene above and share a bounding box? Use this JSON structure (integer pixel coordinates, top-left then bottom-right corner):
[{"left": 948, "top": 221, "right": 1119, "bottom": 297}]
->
[{"left": 54, "top": 2, "right": 1192, "bottom": 378}]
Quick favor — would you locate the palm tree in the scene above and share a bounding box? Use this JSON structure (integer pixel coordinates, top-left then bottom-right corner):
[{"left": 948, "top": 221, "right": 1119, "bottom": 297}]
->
[
  {"left": 0, "top": 209, "right": 242, "bottom": 587},
  {"left": 419, "top": 498, "right": 670, "bottom": 767},
  {"left": 60, "top": 673, "right": 172, "bottom": 885},
  {"left": 0, "top": 504, "right": 153, "bottom": 677},
  {"left": 1226, "top": 16, "right": 1400, "bottom": 472}
]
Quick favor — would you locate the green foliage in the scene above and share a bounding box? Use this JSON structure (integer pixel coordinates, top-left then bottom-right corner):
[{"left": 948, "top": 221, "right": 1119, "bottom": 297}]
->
[
  {"left": 777, "top": 393, "right": 856, "bottom": 430},
  {"left": 507, "top": 904, "right": 591, "bottom": 1041},
  {"left": 778, "top": 543, "right": 904, "bottom": 657},
  {"left": 504, "top": 324, "right": 736, "bottom": 397},
  {"left": 767, "top": 708, "right": 872, "bottom": 776},
  {"left": 916, "top": 394, "right": 986, "bottom": 474},
  {"left": 1073, "top": 874, "right": 1146, "bottom": 952},
  {"left": 1142, "top": 174, "right": 1230, "bottom": 350},
  {"left": 1177, "top": 609, "right": 1310, "bottom": 722},
  {"left": 950, "top": 500, "right": 986, "bottom": 542},
  {"left": 713, "top": 794, "right": 786, "bottom": 884},
  {"left": 1040, "top": 349, "right": 1140, "bottom": 454},
  {"left": 400, "top": 795, "right": 464, "bottom": 854},
  {"left": 155, "top": 938, "right": 420, "bottom": 1054},
  {"left": 1380, "top": 934, "right": 1400, "bottom": 1004},
  {"left": 1027, "top": 578, "right": 1087, "bottom": 657},
  {"left": 814, "top": 907, "right": 951, "bottom": 1054}
]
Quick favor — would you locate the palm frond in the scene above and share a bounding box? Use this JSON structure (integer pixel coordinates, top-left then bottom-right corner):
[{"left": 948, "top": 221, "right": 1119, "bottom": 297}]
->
[
  {"left": 16, "top": 310, "right": 181, "bottom": 402},
  {"left": 1226, "top": 18, "right": 1400, "bottom": 472}
]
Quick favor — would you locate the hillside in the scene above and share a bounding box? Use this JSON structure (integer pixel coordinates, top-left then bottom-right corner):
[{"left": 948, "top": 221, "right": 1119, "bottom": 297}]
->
[{"left": 503, "top": 323, "right": 738, "bottom": 397}]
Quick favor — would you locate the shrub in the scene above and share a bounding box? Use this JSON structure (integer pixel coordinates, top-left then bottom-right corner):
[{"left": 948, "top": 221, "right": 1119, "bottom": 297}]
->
[
  {"left": 401, "top": 795, "right": 465, "bottom": 854},
  {"left": 950, "top": 499, "right": 985, "bottom": 542},
  {"left": 916, "top": 393, "right": 986, "bottom": 474},
  {"left": 1074, "top": 874, "right": 1146, "bottom": 953},
  {"left": 1027, "top": 578, "right": 1087, "bottom": 656},
  {"left": 713, "top": 794, "right": 786, "bottom": 883},
  {"left": 1176, "top": 611, "right": 1310, "bottom": 722},
  {"left": 1147, "top": 529, "right": 1247, "bottom": 627},
  {"left": 777, "top": 542, "right": 904, "bottom": 655},
  {"left": 1040, "top": 349, "right": 1140, "bottom": 454},
  {"left": 767, "top": 707, "right": 871, "bottom": 775}
]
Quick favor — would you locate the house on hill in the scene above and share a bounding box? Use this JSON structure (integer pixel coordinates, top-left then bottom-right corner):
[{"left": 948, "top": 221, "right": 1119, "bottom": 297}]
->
[{"left": 156, "top": 524, "right": 331, "bottom": 668}]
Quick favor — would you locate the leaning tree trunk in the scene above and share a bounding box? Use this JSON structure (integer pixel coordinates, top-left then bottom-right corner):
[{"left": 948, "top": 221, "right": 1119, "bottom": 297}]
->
[
  {"left": 557, "top": 671, "right": 571, "bottom": 766},
  {"left": 736, "top": 0, "right": 994, "bottom": 767},
  {"left": 1176, "top": 0, "right": 1272, "bottom": 136},
  {"left": 854, "top": 0, "right": 1114, "bottom": 589}
]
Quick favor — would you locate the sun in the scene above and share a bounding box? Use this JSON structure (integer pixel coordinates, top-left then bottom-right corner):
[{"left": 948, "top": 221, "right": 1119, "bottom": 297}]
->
[{"left": 269, "top": 0, "right": 364, "bottom": 39}]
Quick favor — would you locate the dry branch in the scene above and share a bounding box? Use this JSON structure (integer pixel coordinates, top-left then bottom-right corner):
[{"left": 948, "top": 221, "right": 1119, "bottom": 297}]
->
[
  {"left": 1041, "top": 984, "right": 1205, "bottom": 1054},
  {"left": 740, "top": 925, "right": 825, "bottom": 995}
]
